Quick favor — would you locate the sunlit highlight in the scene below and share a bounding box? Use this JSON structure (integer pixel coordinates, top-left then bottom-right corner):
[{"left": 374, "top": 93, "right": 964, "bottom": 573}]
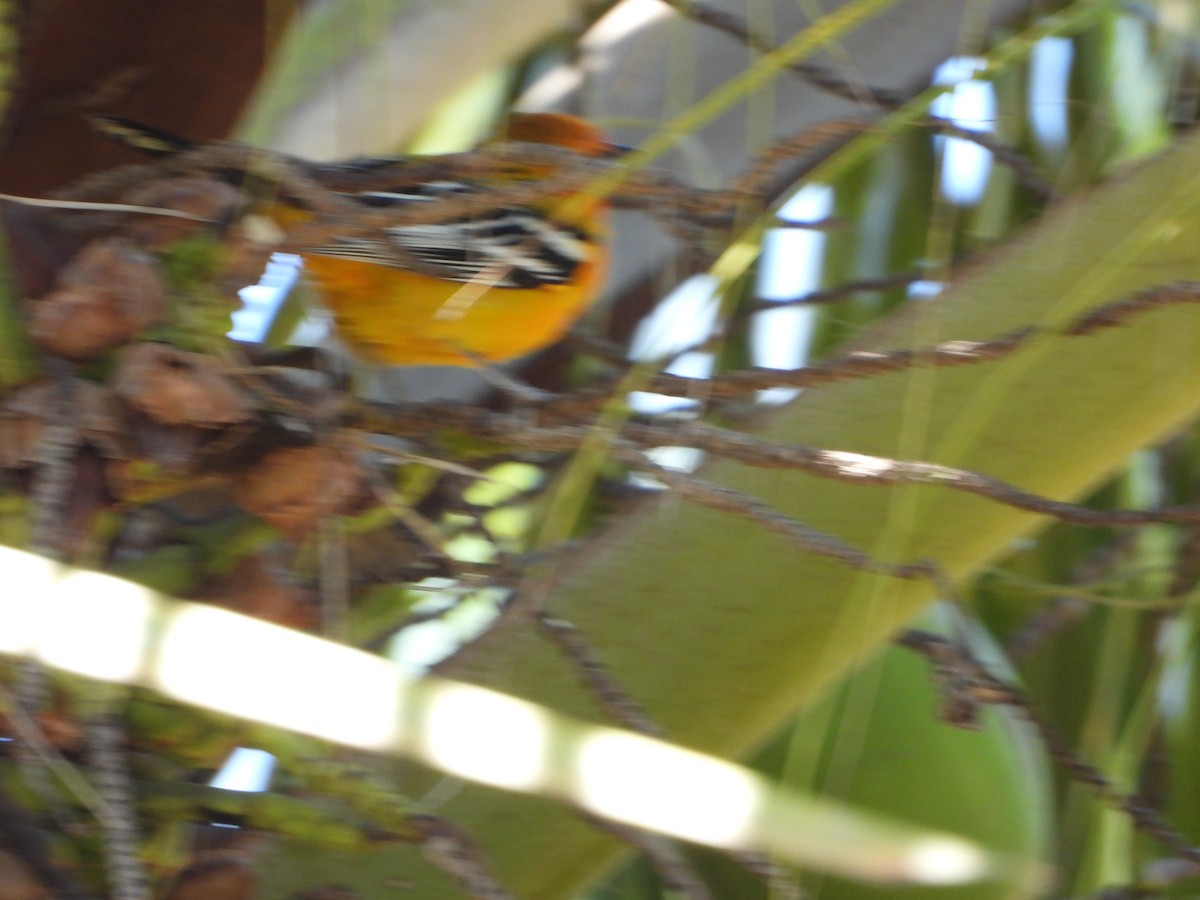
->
[
  {"left": 0, "top": 547, "right": 155, "bottom": 681},
  {"left": 906, "top": 837, "right": 989, "bottom": 884},
  {"left": 211, "top": 747, "right": 277, "bottom": 793},
  {"left": 0, "top": 547, "right": 1000, "bottom": 886},
  {"left": 824, "top": 450, "right": 894, "bottom": 478},
  {"left": 577, "top": 731, "right": 759, "bottom": 847},
  {"left": 0, "top": 546, "right": 58, "bottom": 655},
  {"left": 37, "top": 569, "right": 155, "bottom": 683},
  {"left": 155, "top": 605, "right": 405, "bottom": 749},
  {"left": 585, "top": 0, "right": 671, "bottom": 48},
  {"left": 629, "top": 274, "right": 720, "bottom": 361},
  {"left": 421, "top": 683, "right": 549, "bottom": 790},
  {"left": 932, "top": 57, "right": 995, "bottom": 204},
  {"left": 754, "top": 184, "right": 832, "bottom": 404}
]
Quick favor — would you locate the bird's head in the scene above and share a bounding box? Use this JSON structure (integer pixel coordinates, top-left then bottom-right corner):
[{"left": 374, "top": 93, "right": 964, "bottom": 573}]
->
[{"left": 501, "top": 112, "right": 624, "bottom": 158}]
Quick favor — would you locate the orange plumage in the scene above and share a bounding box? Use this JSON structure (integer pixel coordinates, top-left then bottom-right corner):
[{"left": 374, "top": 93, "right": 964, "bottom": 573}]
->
[{"left": 298, "top": 113, "right": 614, "bottom": 366}]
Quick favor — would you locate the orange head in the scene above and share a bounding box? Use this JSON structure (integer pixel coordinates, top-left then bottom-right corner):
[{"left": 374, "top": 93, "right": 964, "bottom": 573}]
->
[
  {"left": 488, "top": 112, "right": 622, "bottom": 224},
  {"left": 499, "top": 112, "right": 622, "bottom": 158}
]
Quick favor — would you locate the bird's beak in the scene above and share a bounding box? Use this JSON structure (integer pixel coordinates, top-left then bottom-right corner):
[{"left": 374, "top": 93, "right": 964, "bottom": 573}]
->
[{"left": 600, "top": 141, "right": 634, "bottom": 158}]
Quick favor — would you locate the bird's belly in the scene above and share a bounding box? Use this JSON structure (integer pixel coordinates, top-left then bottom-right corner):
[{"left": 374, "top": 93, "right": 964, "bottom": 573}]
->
[{"left": 304, "top": 255, "right": 600, "bottom": 366}]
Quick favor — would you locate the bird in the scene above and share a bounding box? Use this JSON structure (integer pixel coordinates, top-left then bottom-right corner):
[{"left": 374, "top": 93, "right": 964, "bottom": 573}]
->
[{"left": 91, "top": 112, "right": 620, "bottom": 367}]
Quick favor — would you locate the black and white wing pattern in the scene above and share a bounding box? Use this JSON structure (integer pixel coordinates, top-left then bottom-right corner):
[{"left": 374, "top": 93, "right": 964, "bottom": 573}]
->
[{"left": 306, "top": 182, "right": 592, "bottom": 289}]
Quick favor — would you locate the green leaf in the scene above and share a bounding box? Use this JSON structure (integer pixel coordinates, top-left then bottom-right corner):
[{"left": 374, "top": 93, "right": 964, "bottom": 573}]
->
[{"left": 433, "top": 119, "right": 1200, "bottom": 898}]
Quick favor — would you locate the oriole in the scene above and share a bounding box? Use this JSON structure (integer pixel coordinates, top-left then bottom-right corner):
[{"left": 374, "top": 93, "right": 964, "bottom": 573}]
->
[
  {"left": 93, "top": 113, "right": 618, "bottom": 367},
  {"left": 296, "top": 113, "right": 616, "bottom": 366}
]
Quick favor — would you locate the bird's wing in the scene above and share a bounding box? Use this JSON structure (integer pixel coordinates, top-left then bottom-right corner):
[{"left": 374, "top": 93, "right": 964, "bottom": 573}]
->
[{"left": 305, "top": 184, "right": 591, "bottom": 289}]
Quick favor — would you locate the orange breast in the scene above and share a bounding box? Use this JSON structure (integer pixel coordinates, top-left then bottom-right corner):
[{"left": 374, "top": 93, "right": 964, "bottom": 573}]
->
[{"left": 302, "top": 243, "right": 605, "bottom": 366}]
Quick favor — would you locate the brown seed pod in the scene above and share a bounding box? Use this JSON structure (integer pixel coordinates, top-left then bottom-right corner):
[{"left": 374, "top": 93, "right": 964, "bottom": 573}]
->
[
  {"left": 193, "top": 555, "right": 319, "bottom": 630},
  {"left": 0, "top": 391, "right": 47, "bottom": 470},
  {"left": 0, "top": 379, "right": 130, "bottom": 470},
  {"left": 233, "top": 443, "right": 365, "bottom": 537},
  {"left": 28, "top": 238, "right": 167, "bottom": 360},
  {"left": 0, "top": 849, "right": 55, "bottom": 900},
  {"left": 112, "top": 343, "right": 253, "bottom": 428}
]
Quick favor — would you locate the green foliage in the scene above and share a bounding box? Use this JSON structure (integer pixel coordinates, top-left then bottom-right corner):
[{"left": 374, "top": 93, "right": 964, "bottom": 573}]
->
[
  {"left": 0, "top": 237, "right": 37, "bottom": 386},
  {"left": 152, "top": 234, "right": 236, "bottom": 350}
]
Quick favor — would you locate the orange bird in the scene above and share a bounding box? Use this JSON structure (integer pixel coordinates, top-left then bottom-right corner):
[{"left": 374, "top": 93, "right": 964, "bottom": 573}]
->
[{"left": 296, "top": 113, "right": 616, "bottom": 366}]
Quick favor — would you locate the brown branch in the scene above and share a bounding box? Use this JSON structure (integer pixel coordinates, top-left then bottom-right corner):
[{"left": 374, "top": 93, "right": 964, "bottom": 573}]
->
[
  {"left": 644, "top": 463, "right": 933, "bottom": 579},
  {"left": 354, "top": 392, "right": 1200, "bottom": 562},
  {"left": 923, "top": 117, "right": 1055, "bottom": 201},
  {"left": 55, "top": 110, "right": 879, "bottom": 251},
  {"left": 621, "top": 422, "right": 1200, "bottom": 527},
  {"left": 84, "top": 712, "right": 148, "bottom": 900},
  {"left": 658, "top": 0, "right": 1057, "bottom": 204},
  {"left": 614, "top": 280, "right": 1200, "bottom": 402},
  {"left": 741, "top": 271, "right": 922, "bottom": 314},
  {"left": 408, "top": 814, "right": 513, "bottom": 900},
  {"left": 657, "top": 0, "right": 910, "bottom": 108},
  {"left": 537, "top": 614, "right": 663, "bottom": 737},
  {"left": 898, "top": 629, "right": 1200, "bottom": 864},
  {"left": 593, "top": 328, "right": 1034, "bottom": 402}
]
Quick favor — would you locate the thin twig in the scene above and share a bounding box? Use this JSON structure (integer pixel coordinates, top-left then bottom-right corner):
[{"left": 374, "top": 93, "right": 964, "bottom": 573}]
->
[
  {"left": 409, "top": 814, "right": 513, "bottom": 900},
  {"left": 357, "top": 396, "right": 1200, "bottom": 538},
  {"left": 85, "top": 712, "right": 149, "bottom": 900},
  {"left": 923, "top": 117, "right": 1055, "bottom": 201},
  {"left": 645, "top": 462, "right": 933, "bottom": 579},
  {"left": 659, "top": 0, "right": 909, "bottom": 108},
  {"left": 537, "top": 614, "right": 663, "bottom": 736},
  {"left": 741, "top": 271, "right": 923, "bottom": 314},
  {"left": 898, "top": 629, "right": 1200, "bottom": 863}
]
